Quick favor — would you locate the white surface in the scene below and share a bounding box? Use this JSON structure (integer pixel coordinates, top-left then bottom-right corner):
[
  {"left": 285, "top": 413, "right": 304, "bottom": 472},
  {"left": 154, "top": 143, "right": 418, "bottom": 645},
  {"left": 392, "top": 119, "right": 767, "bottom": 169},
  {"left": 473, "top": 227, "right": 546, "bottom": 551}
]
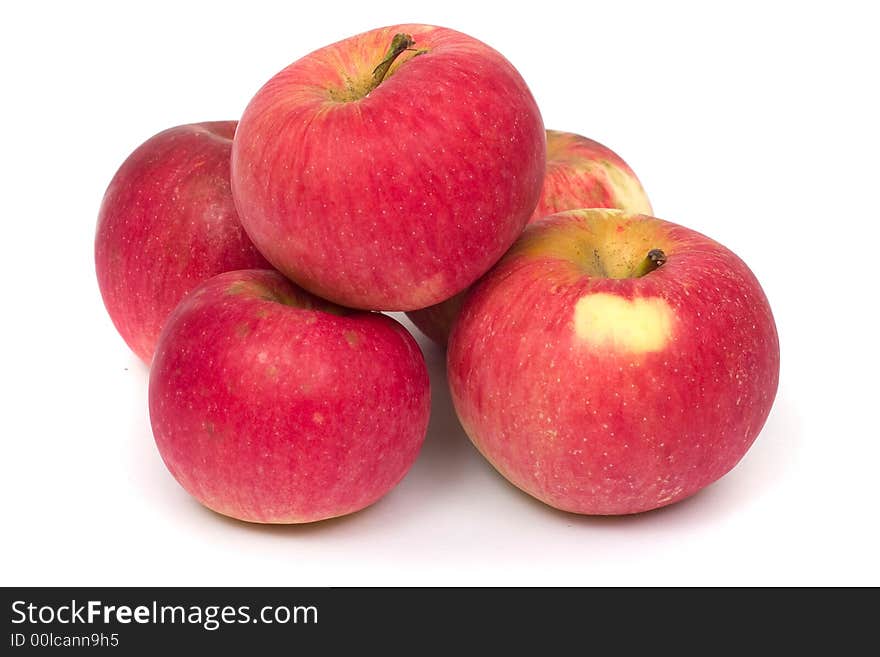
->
[{"left": 2, "top": 0, "right": 878, "bottom": 586}]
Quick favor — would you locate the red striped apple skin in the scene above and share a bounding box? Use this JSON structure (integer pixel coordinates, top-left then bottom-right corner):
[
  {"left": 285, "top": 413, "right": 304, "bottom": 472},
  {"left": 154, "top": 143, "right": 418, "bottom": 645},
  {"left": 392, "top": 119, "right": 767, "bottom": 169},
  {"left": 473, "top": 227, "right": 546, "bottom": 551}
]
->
[
  {"left": 407, "top": 130, "right": 652, "bottom": 346},
  {"left": 95, "top": 122, "right": 271, "bottom": 364},
  {"left": 231, "top": 24, "right": 545, "bottom": 311},
  {"left": 149, "top": 270, "right": 430, "bottom": 524},
  {"left": 534, "top": 130, "right": 652, "bottom": 220},
  {"left": 448, "top": 209, "right": 779, "bottom": 516}
]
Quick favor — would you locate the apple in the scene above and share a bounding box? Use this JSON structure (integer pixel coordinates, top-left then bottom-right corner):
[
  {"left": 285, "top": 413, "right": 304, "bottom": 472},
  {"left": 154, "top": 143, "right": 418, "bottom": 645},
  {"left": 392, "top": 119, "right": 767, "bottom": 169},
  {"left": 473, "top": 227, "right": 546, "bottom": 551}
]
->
[
  {"left": 149, "top": 269, "right": 430, "bottom": 524},
  {"left": 532, "top": 130, "right": 652, "bottom": 219},
  {"left": 447, "top": 208, "right": 779, "bottom": 515},
  {"left": 407, "top": 129, "right": 653, "bottom": 346},
  {"left": 231, "top": 24, "right": 545, "bottom": 311},
  {"left": 95, "top": 121, "right": 270, "bottom": 364}
]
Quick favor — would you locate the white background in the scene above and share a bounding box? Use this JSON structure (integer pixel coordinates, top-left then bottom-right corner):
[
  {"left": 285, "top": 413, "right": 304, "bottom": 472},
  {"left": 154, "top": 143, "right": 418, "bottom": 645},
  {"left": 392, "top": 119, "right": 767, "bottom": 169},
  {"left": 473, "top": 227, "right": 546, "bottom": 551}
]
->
[{"left": 2, "top": 0, "right": 878, "bottom": 586}]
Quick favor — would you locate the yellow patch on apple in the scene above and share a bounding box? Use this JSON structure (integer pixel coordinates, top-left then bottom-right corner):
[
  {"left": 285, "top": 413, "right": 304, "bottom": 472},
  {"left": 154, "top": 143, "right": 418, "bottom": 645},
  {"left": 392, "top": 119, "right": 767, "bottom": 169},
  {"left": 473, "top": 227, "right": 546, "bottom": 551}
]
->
[
  {"left": 573, "top": 293, "right": 673, "bottom": 353},
  {"left": 599, "top": 161, "right": 654, "bottom": 216}
]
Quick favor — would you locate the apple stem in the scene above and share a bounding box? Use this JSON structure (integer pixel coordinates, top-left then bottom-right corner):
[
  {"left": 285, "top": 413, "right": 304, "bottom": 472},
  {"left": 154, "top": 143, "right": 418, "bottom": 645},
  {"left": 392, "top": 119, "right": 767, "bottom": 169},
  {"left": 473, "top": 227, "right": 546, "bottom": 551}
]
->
[
  {"left": 369, "top": 33, "right": 416, "bottom": 93},
  {"left": 632, "top": 249, "right": 667, "bottom": 277}
]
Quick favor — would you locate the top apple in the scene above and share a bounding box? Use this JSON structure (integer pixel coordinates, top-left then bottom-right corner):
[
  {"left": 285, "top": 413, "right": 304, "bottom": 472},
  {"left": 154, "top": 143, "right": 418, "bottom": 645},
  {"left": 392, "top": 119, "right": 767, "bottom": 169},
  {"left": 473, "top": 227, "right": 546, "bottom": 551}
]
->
[{"left": 231, "top": 24, "right": 546, "bottom": 310}]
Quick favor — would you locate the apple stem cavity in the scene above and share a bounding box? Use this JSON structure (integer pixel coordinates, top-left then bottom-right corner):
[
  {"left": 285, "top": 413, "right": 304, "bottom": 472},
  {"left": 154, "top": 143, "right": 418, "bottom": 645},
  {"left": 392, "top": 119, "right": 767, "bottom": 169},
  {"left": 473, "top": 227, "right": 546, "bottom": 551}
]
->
[
  {"left": 632, "top": 249, "right": 667, "bottom": 277},
  {"left": 369, "top": 33, "right": 416, "bottom": 93}
]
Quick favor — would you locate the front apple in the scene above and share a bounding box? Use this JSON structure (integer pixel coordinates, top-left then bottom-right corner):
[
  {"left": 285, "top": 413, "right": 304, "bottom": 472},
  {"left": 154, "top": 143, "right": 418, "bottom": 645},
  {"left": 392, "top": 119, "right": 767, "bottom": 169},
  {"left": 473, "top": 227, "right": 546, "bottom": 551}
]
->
[
  {"left": 407, "top": 129, "right": 653, "bottom": 345},
  {"left": 149, "top": 270, "right": 430, "bottom": 523},
  {"left": 95, "top": 122, "right": 271, "bottom": 364},
  {"left": 448, "top": 209, "right": 779, "bottom": 515},
  {"left": 231, "top": 24, "right": 545, "bottom": 311}
]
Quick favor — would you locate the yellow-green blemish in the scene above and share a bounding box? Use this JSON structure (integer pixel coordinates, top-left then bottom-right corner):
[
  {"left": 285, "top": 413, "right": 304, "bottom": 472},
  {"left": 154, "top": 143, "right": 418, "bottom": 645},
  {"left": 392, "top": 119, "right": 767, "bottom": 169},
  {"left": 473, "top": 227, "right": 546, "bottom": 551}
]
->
[
  {"left": 227, "top": 281, "right": 248, "bottom": 295},
  {"left": 599, "top": 160, "right": 653, "bottom": 216},
  {"left": 573, "top": 293, "right": 673, "bottom": 353}
]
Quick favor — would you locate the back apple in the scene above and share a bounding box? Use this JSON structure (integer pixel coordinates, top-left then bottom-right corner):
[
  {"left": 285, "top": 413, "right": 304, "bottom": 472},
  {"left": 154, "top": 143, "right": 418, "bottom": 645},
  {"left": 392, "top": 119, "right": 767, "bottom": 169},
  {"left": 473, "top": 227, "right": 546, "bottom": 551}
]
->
[
  {"left": 95, "top": 121, "right": 271, "bottom": 364},
  {"left": 231, "top": 24, "right": 545, "bottom": 311},
  {"left": 534, "top": 130, "right": 652, "bottom": 219}
]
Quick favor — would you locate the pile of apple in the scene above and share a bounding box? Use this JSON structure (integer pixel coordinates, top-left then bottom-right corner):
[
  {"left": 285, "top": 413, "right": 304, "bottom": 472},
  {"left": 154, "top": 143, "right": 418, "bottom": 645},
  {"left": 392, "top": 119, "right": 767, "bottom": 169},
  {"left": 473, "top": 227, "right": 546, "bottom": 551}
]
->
[{"left": 96, "top": 24, "right": 779, "bottom": 523}]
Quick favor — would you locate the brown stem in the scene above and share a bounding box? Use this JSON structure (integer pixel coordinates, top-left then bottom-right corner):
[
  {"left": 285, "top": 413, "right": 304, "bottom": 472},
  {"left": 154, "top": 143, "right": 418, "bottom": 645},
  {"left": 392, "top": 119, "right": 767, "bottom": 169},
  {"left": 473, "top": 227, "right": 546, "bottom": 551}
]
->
[
  {"left": 632, "top": 249, "right": 667, "bottom": 277},
  {"left": 368, "top": 33, "right": 415, "bottom": 93}
]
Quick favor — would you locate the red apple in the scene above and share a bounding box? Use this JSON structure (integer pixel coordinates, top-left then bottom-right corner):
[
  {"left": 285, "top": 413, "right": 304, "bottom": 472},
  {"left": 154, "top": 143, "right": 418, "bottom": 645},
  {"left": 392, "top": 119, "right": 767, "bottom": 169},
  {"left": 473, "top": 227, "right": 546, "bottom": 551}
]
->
[
  {"left": 533, "top": 130, "right": 652, "bottom": 219},
  {"left": 447, "top": 209, "right": 779, "bottom": 515},
  {"left": 95, "top": 121, "right": 270, "bottom": 364},
  {"left": 231, "top": 24, "right": 545, "bottom": 311},
  {"left": 149, "top": 269, "right": 430, "bottom": 524},
  {"left": 407, "top": 129, "right": 652, "bottom": 345}
]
